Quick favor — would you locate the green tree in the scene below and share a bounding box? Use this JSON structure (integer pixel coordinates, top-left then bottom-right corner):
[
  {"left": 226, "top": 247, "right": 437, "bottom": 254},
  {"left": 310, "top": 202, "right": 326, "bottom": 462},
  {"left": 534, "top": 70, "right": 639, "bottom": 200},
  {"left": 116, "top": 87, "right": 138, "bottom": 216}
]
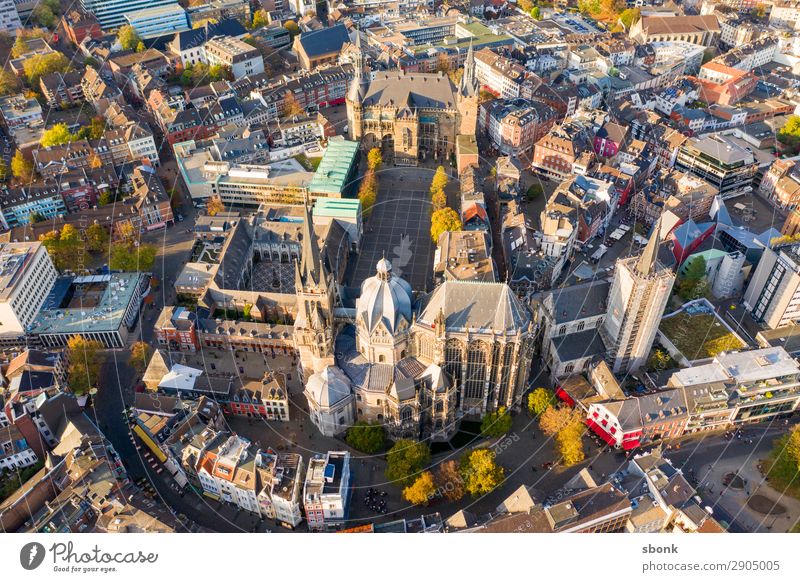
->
[
  {"left": 460, "top": 448, "right": 504, "bottom": 497},
  {"left": 530, "top": 6, "right": 541, "bottom": 19},
  {"left": 0, "top": 68, "right": 19, "bottom": 96},
  {"left": 647, "top": 348, "right": 673, "bottom": 372},
  {"left": 85, "top": 223, "right": 109, "bottom": 252},
  {"left": 429, "top": 165, "right": 448, "bottom": 197},
  {"left": 527, "top": 387, "right": 555, "bottom": 416},
  {"left": 677, "top": 255, "right": 707, "bottom": 299},
  {"left": 130, "top": 341, "right": 151, "bottom": 375},
  {"left": 136, "top": 41, "right": 146, "bottom": 53},
  {"left": 402, "top": 471, "right": 436, "bottom": 505},
  {"left": 242, "top": 303, "right": 253, "bottom": 320},
  {"left": 480, "top": 406, "right": 513, "bottom": 438},
  {"left": 11, "top": 35, "right": 29, "bottom": 58},
  {"left": 284, "top": 20, "right": 300, "bottom": 38},
  {"left": 251, "top": 9, "right": 269, "bottom": 29},
  {"left": 98, "top": 190, "right": 114, "bottom": 206},
  {"left": 435, "top": 460, "right": 465, "bottom": 501},
  {"left": 778, "top": 116, "right": 800, "bottom": 153},
  {"left": 618, "top": 7, "right": 641, "bottom": 29},
  {"left": 40, "top": 123, "right": 74, "bottom": 147},
  {"left": 118, "top": 25, "right": 141, "bottom": 51},
  {"left": 525, "top": 183, "right": 544, "bottom": 201},
  {"left": 430, "top": 207, "right": 462, "bottom": 243},
  {"left": 66, "top": 335, "right": 104, "bottom": 396},
  {"left": 367, "top": 147, "right": 382, "bottom": 171},
  {"left": 345, "top": 421, "right": 385, "bottom": 453},
  {"left": 208, "top": 64, "right": 230, "bottom": 81},
  {"left": 109, "top": 242, "right": 157, "bottom": 272},
  {"left": 385, "top": 439, "right": 431, "bottom": 487},
  {"left": 11, "top": 150, "right": 34, "bottom": 182},
  {"left": 23, "top": 52, "right": 70, "bottom": 86},
  {"left": 32, "top": 5, "right": 56, "bottom": 28},
  {"left": 766, "top": 426, "right": 800, "bottom": 493}
]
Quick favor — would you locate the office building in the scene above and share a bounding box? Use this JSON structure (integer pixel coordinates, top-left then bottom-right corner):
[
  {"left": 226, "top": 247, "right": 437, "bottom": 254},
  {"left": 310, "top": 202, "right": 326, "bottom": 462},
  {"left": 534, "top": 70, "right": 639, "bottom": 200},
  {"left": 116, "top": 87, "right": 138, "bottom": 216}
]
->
[
  {"left": 125, "top": 5, "right": 191, "bottom": 40},
  {"left": 744, "top": 242, "right": 800, "bottom": 329},
  {"left": 0, "top": 243, "right": 58, "bottom": 338},
  {"left": 79, "top": 0, "right": 179, "bottom": 29}
]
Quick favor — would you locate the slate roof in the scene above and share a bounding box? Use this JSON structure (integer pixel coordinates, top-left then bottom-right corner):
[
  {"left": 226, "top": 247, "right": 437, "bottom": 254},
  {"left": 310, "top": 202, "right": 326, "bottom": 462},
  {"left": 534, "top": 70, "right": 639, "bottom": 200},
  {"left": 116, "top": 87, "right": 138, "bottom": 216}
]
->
[
  {"left": 362, "top": 71, "right": 457, "bottom": 109},
  {"left": 173, "top": 19, "right": 246, "bottom": 51},
  {"left": 296, "top": 24, "right": 350, "bottom": 59},
  {"left": 552, "top": 328, "right": 606, "bottom": 362},
  {"left": 548, "top": 279, "right": 611, "bottom": 324},
  {"left": 418, "top": 280, "right": 530, "bottom": 334}
]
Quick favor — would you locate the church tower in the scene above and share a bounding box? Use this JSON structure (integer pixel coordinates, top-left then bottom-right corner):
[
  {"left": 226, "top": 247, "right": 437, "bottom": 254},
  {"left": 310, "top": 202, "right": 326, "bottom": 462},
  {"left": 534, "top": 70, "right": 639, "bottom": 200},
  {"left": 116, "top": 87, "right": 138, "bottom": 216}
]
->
[
  {"left": 293, "top": 201, "right": 336, "bottom": 379},
  {"left": 457, "top": 39, "right": 480, "bottom": 136},
  {"left": 346, "top": 29, "right": 368, "bottom": 142}
]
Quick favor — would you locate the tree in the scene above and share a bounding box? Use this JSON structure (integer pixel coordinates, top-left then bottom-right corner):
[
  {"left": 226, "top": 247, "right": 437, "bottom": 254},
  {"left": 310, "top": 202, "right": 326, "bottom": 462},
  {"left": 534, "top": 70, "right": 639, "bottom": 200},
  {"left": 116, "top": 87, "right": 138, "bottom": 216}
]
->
[
  {"left": 460, "top": 448, "right": 504, "bottom": 497},
  {"left": 32, "top": 5, "right": 56, "bottom": 28},
  {"left": 206, "top": 196, "right": 224, "bottom": 216},
  {"left": 430, "top": 208, "right": 462, "bottom": 243},
  {"left": 84, "top": 56, "right": 100, "bottom": 69},
  {"left": 778, "top": 116, "right": 800, "bottom": 153},
  {"left": 0, "top": 158, "right": 7, "bottom": 181},
  {"left": 367, "top": 147, "right": 382, "bottom": 171},
  {"left": 66, "top": 335, "right": 104, "bottom": 396},
  {"left": 402, "top": 471, "right": 436, "bottom": 505},
  {"left": 385, "top": 439, "right": 430, "bottom": 487},
  {"left": 242, "top": 303, "right": 253, "bottom": 320},
  {"left": 517, "top": 0, "right": 534, "bottom": 11},
  {"left": 527, "top": 387, "right": 555, "bottom": 417},
  {"left": 0, "top": 68, "right": 19, "bottom": 96},
  {"left": 23, "top": 52, "right": 70, "bottom": 86},
  {"left": 136, "top": 41, "right": 146, "bottom": 53},
  {"left": 251, "top": 9, "right": 269, "bottom": 29},
  {"left": 647, "top": 348, "right": 673, "bottom": 372},
  {"left": 284, "top": 20, "right": 300, "bottom": 38},
  {"left": 435, "top": 460, "right": 464, "bottom": 502},
  {"left": 525, "top": 183, "right": 543, "bottom": 201},
  {"left": 283, "top": 91, "right": 304, "bottom": 117},
  {"left": 345, "top": 421, "right": 385, "bottom": 453},
  {"left": 11, "top": 35, "right": 29, "bottom": 58},
  {"left": 74, "top": 117, "right": 106, "bottom": 141},
  {"left": 618, "top": 7, "right": 641, "bottom": 29},
  {"left": 478, "top": 89, "right": 496, "bottom": 104},
  {"left": 40, "top": 123, "right": 74, "bottom": 147},
  {"left": 429, "top": 165, "right": 448, "bottom": 197},
  {"left": 85, "top": 223, "right": 109, "bottom": 253},
  {"left": 530, "top": 6, "right": 541, "bottom": 19},
  {"left": 110, "top": 242, "right": 157, "bottom": 272},
  {"left": 98, "top": 190, "right": 114, "bottom": 206},
  {"left": 208, "top": 64, "right": 230, "bottom": 81},
  {"left": 118, "top": 25, "right": 141, "bottom": 51},
  {"left": 431, "top": 188, "right": 447, "bottom": 211},
  {"left": 677, "top": 255, "right": 707, "bottom": 299},
  {"left": 130, "top": 341, "right": 151, "bottom": 375},
  {"left": 358, "top": 171, "right": 378, "bottom": 217},
  {"left": 11, "top": 150, "right": 34, "bottom": 183},
  {"left": 480, "top": 406, "right": 513, "bottom": 438},
  {"left": 539, "top": 405, "right": 585, "bottom": 466},
  {"left": 539, "top": 404, "right": 583, "bottom": 437},
  {"left": 766, "top": 426, "right": 800, "bottom": 492}
]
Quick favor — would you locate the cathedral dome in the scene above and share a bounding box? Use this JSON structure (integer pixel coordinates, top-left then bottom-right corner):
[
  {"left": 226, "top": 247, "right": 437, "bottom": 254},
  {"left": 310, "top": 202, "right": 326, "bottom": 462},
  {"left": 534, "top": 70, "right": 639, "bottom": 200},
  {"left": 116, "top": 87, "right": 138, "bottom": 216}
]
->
[
  {"left": 306, "top": 366, "right": 351, "bottom": 408},
  {"left": 357, "top": 259, "right": 413, "bottom": 335}
]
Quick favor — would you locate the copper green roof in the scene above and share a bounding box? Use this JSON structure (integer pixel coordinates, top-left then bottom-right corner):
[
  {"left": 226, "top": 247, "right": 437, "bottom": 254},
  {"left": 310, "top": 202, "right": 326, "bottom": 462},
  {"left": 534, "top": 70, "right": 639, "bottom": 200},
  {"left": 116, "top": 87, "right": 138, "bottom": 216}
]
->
[{"left": 308, "top": 138, "right": 359, "bottom": 195}]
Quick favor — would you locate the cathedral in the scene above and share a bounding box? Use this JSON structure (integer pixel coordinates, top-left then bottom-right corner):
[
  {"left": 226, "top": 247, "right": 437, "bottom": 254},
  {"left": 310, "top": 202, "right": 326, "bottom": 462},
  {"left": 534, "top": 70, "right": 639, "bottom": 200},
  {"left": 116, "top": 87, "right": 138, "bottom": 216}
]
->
[
  {"left": 295, "top": 206, "right": 536, "bottom": 441},
  {"left": 346, "top": 33, "right": 480, "bottom": 166}
]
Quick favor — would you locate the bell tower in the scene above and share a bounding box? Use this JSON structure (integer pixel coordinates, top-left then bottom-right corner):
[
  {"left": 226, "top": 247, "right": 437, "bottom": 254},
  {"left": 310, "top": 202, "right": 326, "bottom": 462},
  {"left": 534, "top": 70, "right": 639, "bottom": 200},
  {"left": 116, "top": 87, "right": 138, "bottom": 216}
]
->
[
  {"left": 346, "top": 29, "right": 368, "bottom": 142},
  {"left": 458, "top": 39, "right": 479, "bottom": 136},
  {"left": 293, "top": 201, "right": 335, "bottom": 378}
]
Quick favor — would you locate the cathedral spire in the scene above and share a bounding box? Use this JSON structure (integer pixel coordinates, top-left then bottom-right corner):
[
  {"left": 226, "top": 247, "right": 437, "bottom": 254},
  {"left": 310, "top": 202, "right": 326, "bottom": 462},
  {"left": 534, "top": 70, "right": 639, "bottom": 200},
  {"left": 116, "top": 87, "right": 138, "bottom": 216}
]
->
[
  {"left": 298, "top": 197, "right": 325, "bottom": 288},
  {"left": 636, "top": 215, "right": 661, "bottom": 277},
  {"left": 460, "top": 38, "right": 478, "bottom": 98},
  {"left": 347, "top": 28, "right": 368, "bottom": 104}
]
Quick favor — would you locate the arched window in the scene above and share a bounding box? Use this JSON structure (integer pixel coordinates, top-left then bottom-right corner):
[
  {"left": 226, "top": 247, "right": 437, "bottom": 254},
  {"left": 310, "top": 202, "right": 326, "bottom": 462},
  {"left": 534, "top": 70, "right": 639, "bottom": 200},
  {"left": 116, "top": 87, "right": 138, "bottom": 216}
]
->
[
  {"left": 401, "top": 408, "right": 412, "bottom": 422},
  {"left": 464, "top": 341, "right": 487, "bottom": 401}
]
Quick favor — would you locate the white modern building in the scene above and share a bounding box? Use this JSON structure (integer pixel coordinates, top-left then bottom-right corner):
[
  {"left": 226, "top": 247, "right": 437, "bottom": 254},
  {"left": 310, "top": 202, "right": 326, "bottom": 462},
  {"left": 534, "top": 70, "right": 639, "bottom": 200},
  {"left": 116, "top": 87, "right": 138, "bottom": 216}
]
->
[
  {"left": 303, "top": 451, "right": 351, "bottom": 532},
  {"left": 203, "top": 36, "right": 264, "bottom": 78},
  {"left": 744, "top": 242, "right": 800, "bottom": 329},
  {"left": 0, "top": 243, "right": 58, "bottom": 338},
  {"left": 126, "top": 4, "right": 191, "bottom": 40},
  {"left": 0, "top": 0, "right": 21, "bottom": 34},
  {"left": 80, "top": 0, "right": 180, "bottom": 29}
]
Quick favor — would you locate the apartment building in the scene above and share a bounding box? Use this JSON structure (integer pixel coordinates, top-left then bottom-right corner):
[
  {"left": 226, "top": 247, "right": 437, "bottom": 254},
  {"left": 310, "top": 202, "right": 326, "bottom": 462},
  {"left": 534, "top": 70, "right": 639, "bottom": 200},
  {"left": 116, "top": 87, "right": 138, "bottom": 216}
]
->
[
  {"left": 303, "top": 451, "right": 351, "bottom": 531},
  {"left": 0, "top": 243, "right": 58, "bottom": 338},
  {"left": 474, "top": 48, "right": 528, "bottom": 99},
  {"left": 39, "top": 71, "right": 85, "bottom": 110},
  {"left": 204, "top": 36, "right": 264, "bottom": 78},
  {"left": 255, "top": 451, "right": 304, "bottom": 527}
]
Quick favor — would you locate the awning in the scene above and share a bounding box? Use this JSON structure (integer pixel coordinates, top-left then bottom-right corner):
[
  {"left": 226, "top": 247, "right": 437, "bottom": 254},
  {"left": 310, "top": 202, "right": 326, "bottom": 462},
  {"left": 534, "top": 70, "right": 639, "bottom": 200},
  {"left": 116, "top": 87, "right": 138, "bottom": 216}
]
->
[
  {"left": 555, "top": 387, "right": 575, "bottom": 407},
  {"left": 133, "top": 425, "right": 167, "bottom": 462},
  {"left": 586, "top": 418, "right": 617, "bottom": 447},
  {"left": 622, "top": 439, "right": 640, "bottom": 451}
]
